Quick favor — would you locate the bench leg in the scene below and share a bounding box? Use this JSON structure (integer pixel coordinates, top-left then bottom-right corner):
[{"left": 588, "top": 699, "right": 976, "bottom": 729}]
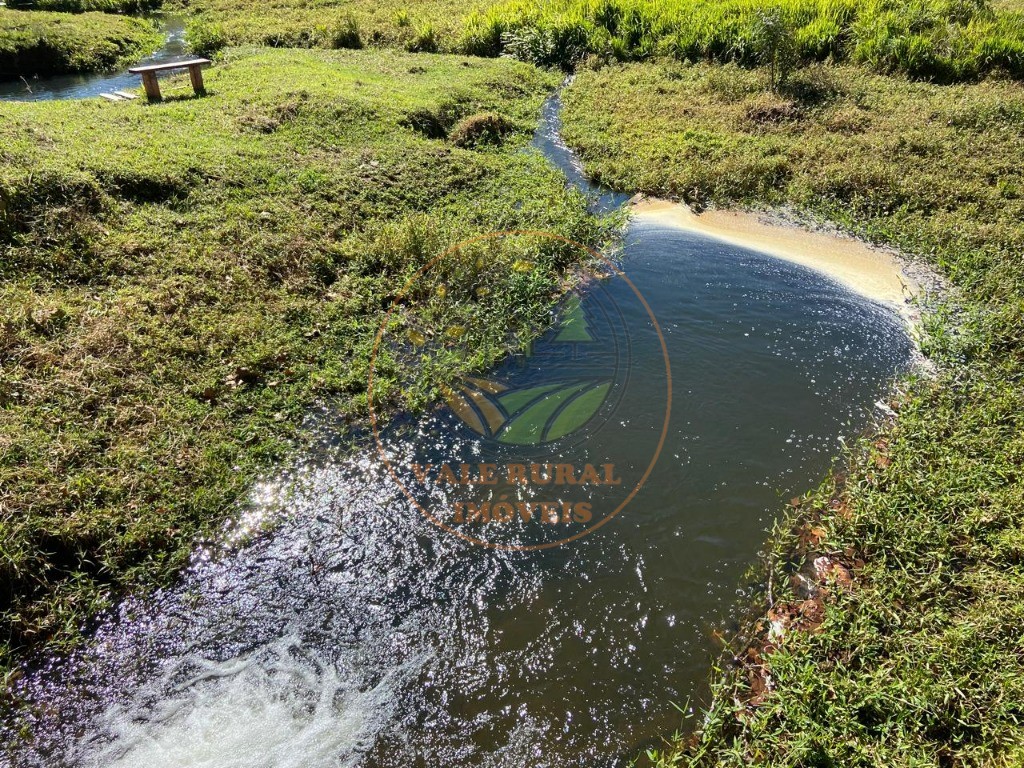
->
[
  {"left": 189, "top": 65, "right": 206, "bottom": 96},
  {"left": 140, "top": 72, "right": 161, "bottom": 102}
]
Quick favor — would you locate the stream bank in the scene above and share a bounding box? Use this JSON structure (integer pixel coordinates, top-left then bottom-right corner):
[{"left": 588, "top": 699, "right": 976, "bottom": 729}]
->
[
  {"left": 631, "top": 197, "right": 923, "bottom": 326},
  {"left": 0, "top": 13, "right": 184, "bottom": 99}
]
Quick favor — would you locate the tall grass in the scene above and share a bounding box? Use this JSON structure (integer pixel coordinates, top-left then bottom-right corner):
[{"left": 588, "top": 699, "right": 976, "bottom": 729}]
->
[
  {"left": 174, "top": 0, "right": 491, "bottom": 54},
  {"left": 462, "top": 0, "right": 1024, "bottom": 79},
  {"left": 4, "top": 0, "right": 161, "bottom": 14}
]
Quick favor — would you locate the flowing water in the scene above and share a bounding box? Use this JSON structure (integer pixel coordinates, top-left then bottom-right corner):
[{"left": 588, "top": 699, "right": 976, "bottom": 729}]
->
[
  {"left": 0, "top": 15, "right": 187, "bottom": 102},
  {"left": 0, "top": 92, "right": 915, "bottom": 767}
]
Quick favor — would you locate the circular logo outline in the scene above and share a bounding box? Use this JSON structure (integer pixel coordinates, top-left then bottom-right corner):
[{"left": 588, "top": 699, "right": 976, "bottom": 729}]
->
[{"left": 367, "top": 229, "right": 672, "bottom": 551}]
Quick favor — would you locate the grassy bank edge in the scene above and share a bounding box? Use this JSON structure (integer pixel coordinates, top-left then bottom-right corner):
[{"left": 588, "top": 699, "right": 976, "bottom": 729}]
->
[
  {"left": 0, "top": 7, "right": 160, "bottom": 79},
  {"left": 646, "top": 352, "right": 1024, "bottom": 766}
]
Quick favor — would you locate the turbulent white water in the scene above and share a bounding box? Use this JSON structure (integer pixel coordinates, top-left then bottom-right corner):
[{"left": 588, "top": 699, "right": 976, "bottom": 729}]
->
[{"left": 74, "top": 636, "right": 413, "bottom": 768}]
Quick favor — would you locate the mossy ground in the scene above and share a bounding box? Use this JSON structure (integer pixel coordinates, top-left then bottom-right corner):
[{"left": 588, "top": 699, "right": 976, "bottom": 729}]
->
[
  {"left": 0, "top": 47, "right": 611, "bottom": 687},
  {"left": 0, "top": 7, "right": 159, "bottom": 79},
  {"left": 558, "top": 61, "right": 1024, "bottom": 766}
]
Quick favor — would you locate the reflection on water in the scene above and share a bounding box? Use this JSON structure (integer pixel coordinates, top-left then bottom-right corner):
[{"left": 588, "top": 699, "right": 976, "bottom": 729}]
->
[
  {"left": 0, "top": 95, "right": 916, "bottom": 767},
  {"left": 0, "top": 15, "right": 186, "bottom": 102}
]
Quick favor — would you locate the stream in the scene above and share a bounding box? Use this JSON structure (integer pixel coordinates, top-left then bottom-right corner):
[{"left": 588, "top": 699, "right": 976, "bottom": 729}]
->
[
  {"left": 0, "top": 89, "right": 915, "bottom": 767},
  {"left": 0, "top": 15, "right": 186, "bottom": 101}
]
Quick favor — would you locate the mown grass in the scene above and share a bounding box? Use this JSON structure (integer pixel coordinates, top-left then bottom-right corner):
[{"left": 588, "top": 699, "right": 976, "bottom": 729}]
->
[
  {"left": 0, "top": 7, "right": 159, "bottom": 79},
  {"left": 559, "top": 62, "right": 1024, "bottom": 765},
  {"left": 0, "top": 47, "right": 610, "bottom": 687},
  {"left": 466, "top": 0, "right": 1024, "bottom": 80}
]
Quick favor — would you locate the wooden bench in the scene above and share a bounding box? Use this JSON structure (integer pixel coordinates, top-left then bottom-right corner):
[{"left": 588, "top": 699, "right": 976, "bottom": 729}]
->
[{"left": 128, "top": 58, "right": 211, "bottom": 102}]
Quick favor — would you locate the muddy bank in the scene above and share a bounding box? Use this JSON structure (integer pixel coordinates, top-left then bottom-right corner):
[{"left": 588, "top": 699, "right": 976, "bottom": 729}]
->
[{"left": 631, "top": 197, "right": 926, "bottom": 328}]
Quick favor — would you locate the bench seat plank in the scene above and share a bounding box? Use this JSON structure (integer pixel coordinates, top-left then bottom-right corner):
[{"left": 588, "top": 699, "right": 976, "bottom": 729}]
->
[{"left": 128, "top": 58, "right": 211, "bottom": 74}]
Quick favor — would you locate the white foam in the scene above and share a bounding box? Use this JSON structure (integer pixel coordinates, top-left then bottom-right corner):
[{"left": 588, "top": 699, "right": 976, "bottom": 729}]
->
[{"left": 69, "top": 635, "right": 415, "bottom": 768}]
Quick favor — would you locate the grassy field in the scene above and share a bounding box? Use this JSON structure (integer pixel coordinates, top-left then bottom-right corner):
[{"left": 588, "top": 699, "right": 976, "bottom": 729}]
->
[
  {"left": 154, "top": 0, "right": 1024, "bottom": 78},
  {"left": 0, "top": 47, "right": 611, "bottom": 685},
  {"left": 174, "top": 0, "right": 490, "bottom": 55},
  {"left": 6, "top": 0, "right": 1021, "bottom": 77},
  {"left": 558, "top": 62, "right": 1024, "bottom": 765},
  {"left": 467, "top": 0, "right": 1024, "bottom": 79},
  {"left": 0, "top": 7, "right": 159, "bottom": 79}
]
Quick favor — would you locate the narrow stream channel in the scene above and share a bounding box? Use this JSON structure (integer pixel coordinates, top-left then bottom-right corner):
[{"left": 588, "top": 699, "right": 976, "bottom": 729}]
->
[{"left": 1, "top": 90, "right": 915, "bottom": 767}]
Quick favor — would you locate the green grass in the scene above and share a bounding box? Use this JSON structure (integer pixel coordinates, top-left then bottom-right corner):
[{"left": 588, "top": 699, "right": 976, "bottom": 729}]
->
[
  {"left": 4, "top": 0, "right": 161, "bottom": 14},
  {"left": 6, "top": 0, "right": 1022, "bottom": 80},
  {"left": 672, "top": 373, "right": 1024, "bottom": 766},
  {"left": 0, "top": 47, "right": 610, "bottom": 685},
  {"left": 164, "top": 0, "right": 1024, "bottom": 78},
  {"left": 0, "top": 7, "right": 160, "bottom": 79},
  {"left": 466, "top": 0, "right": 1024, "bottom": 80},
  {"left": 174, "top": 0, "right": 491, "bottom": 55},
  {"left": 558, "top": 61, "right": 1024, "bottom": 765}
]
